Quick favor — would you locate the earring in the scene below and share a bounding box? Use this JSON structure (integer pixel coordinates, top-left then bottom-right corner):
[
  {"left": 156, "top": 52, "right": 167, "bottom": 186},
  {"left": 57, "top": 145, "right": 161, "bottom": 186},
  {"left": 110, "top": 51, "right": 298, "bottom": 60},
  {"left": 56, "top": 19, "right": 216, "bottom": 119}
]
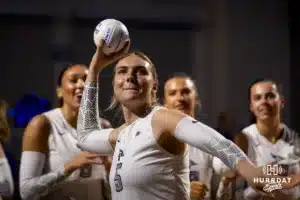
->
[{"left": 57, "top": 90, "right": 63, "bottom": 98}]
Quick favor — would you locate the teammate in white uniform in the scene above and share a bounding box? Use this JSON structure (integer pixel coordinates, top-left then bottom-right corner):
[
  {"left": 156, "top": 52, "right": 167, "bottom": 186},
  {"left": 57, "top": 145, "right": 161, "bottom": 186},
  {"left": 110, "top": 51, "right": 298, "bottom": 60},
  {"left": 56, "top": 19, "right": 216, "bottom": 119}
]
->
[
  {"left": 215, "top": 78, "right": 300, "bottom": 200},
  {"left": 0, "top": 100, "right": 14, "bottom": 199},
  {"left": 76, "top": 40, "right": 299, "bottom": 200},
  {"left": 19, "top": 64, "right": 112, "bottom": 200},
  {"left": 238, "top": 79, "right": 300, "bottom": 200},
  {"left": 163, "top": 74, "right": 214, "bottom": 200}
]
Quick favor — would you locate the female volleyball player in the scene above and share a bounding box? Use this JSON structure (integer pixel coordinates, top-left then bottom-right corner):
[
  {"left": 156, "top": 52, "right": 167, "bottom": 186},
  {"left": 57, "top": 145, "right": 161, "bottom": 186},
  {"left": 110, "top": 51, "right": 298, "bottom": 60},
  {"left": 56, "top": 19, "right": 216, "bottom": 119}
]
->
[
  {"left": 19, "top": 64, "right": 112, "bottom": 200},
  {"left": 234, "top": 79, "right": 300, "bottom": 200},
  {"left": 76, "top": 40, "right": 300, "bottom": 200},
  {"left": 0, "top": 99, "right": 14, "bottom": 199}
]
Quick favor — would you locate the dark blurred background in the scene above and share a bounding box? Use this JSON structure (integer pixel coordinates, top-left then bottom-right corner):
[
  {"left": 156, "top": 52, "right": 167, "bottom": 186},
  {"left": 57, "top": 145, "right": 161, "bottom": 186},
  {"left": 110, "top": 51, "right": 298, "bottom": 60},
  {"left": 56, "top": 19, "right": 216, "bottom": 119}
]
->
[{"left": 1, "top": 0, "right": 298, "bottom": 128}]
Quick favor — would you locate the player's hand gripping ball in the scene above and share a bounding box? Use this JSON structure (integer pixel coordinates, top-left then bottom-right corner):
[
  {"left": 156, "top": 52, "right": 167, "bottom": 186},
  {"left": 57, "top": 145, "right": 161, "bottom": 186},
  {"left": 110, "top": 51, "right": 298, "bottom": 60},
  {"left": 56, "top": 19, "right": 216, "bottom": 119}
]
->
[{"left": 93, "top": 19, "right": 130, "bottom": 55}]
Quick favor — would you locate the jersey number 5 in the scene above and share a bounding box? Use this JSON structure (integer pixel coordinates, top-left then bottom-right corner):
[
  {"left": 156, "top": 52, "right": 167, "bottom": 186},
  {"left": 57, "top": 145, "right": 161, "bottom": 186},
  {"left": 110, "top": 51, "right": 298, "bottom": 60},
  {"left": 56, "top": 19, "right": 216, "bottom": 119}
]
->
[{"left": 114, "top": 163, "right": 123, "bottom": 192}]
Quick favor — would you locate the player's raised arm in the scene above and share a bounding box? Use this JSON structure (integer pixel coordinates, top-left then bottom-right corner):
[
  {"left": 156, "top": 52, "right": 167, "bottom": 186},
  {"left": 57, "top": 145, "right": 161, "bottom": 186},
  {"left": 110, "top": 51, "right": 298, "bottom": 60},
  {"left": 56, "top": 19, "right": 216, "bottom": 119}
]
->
[{"left": 77, "top": 22, "right": 130, "bottom": 153}]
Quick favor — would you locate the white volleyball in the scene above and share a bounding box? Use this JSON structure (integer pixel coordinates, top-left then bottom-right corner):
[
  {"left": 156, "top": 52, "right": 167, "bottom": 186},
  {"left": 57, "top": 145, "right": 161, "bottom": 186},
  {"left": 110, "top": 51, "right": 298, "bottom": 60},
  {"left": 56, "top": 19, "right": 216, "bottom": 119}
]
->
[{"left": 93, "top": 19, "right": 130, "bottom": 55}]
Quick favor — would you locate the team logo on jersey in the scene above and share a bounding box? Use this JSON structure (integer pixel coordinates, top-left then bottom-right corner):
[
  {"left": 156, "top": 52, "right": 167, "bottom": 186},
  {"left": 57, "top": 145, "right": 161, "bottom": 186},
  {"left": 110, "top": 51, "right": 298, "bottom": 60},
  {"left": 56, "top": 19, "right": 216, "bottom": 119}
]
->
[
  {"left": 135, "top": 131, "right": 141, "bottom": 137},
  {"left": 58, "top": 130, "right": 65, "bottom": 135},
  {"left": 189, "top": 159, "right": 197, "bottom": 168}
]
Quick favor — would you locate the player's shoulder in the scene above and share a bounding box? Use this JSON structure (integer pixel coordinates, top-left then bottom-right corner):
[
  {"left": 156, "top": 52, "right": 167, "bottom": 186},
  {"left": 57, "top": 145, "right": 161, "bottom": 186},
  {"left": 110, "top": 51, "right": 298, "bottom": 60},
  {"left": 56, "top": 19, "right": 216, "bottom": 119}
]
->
[
  {"left": 25, "top": 114, "right": 51, "bottom": 134},
  {"left": 22, "top": 114, "right": 51, "bottom": 152},
  {"left": 241, "top": 124, "right": 256, "bottom": 135},
  {"left": 234, "top": 132, "right": 248, "bottom": 141},
  {"left": 152, "top": 107, "right": 186, "bottom": 124},
  {"left": 115, "top": 124, "right": 125, "bottom": 132},
  {"left": 23, "top": 115, "right": 51, "bottom": 144},
  {"left": 236, "top": 124, "right": 258, "bottom": 142}
]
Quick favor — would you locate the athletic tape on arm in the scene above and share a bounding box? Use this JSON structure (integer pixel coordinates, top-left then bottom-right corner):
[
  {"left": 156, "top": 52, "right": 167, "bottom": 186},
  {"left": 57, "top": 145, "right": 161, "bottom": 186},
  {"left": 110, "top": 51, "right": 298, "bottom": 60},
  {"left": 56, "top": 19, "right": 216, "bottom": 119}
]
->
[{"left": 76, "top": 82, "right": 113, "bottom": 154}]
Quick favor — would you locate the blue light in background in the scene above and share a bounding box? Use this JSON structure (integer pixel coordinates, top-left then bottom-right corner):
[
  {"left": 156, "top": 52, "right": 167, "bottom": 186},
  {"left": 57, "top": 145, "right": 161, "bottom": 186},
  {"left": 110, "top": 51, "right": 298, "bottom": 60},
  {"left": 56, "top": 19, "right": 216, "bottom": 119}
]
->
[{"left": 9, "top": 93, "right": 51, "bottom": 128}]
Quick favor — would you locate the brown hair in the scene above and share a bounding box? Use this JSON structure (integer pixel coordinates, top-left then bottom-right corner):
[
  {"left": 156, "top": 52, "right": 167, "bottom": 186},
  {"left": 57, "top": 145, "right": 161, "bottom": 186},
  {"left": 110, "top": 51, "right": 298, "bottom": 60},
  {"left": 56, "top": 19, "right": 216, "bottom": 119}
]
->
[
  {"left": 165, "top": 72, "right": 199, "bottom": 96},
  {"left": 0, "top": 100, "right": 10, "bottom": 142},
  {"left": 57, "top": 63, "right": 87, "bottom": 107},
  {"left": 107, "top": 52, "right": 158, "bottom": 110}
]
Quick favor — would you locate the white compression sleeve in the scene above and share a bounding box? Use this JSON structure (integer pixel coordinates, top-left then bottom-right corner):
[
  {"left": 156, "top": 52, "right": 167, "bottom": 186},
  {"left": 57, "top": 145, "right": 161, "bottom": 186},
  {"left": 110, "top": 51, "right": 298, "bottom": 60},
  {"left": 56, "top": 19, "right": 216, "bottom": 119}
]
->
[
  {"left": 19, "top": 151, "right": 68, "bottom": 200},
  {"left": 77, "top": 82, "right": 114, "bottom": 155},
  {"left": 77, "top": 129, "right": 114, "bottom": 154},
  {"left": 174, "top": 116, "right": 251, "bottom": 169},
  {"left": 0, "top": 157, "right": 14, "bottom": 197}
]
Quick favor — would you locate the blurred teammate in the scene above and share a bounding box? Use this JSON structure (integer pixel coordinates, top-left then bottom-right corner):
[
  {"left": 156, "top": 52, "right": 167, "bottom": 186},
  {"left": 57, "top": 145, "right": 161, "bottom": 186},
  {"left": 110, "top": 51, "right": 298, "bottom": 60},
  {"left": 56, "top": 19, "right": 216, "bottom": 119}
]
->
[
  {"left": 19, "top": 64, "right": 112, "bottom": 200},
  {"left": 216, "top": 79, "right": 300, "bottom": 200},
  {"left": 163, "top": 74, "right": 211, "bottom": 199}
]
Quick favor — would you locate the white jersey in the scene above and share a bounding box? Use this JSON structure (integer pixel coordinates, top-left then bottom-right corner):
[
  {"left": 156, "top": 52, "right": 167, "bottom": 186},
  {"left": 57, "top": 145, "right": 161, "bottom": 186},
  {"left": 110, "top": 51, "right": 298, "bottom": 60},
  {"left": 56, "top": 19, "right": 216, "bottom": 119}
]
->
[
  {"left": 242, "top": 124, "right": 300, "bottom": 199},
  {"left": 189, "top": 146, "right": 213, "bottom": 199},
  {"left": 109, "top": 106, "right": 190, "bottom": 200},
  {"left": 43, "top": 108, "right": 108, "bottom": 200}
]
